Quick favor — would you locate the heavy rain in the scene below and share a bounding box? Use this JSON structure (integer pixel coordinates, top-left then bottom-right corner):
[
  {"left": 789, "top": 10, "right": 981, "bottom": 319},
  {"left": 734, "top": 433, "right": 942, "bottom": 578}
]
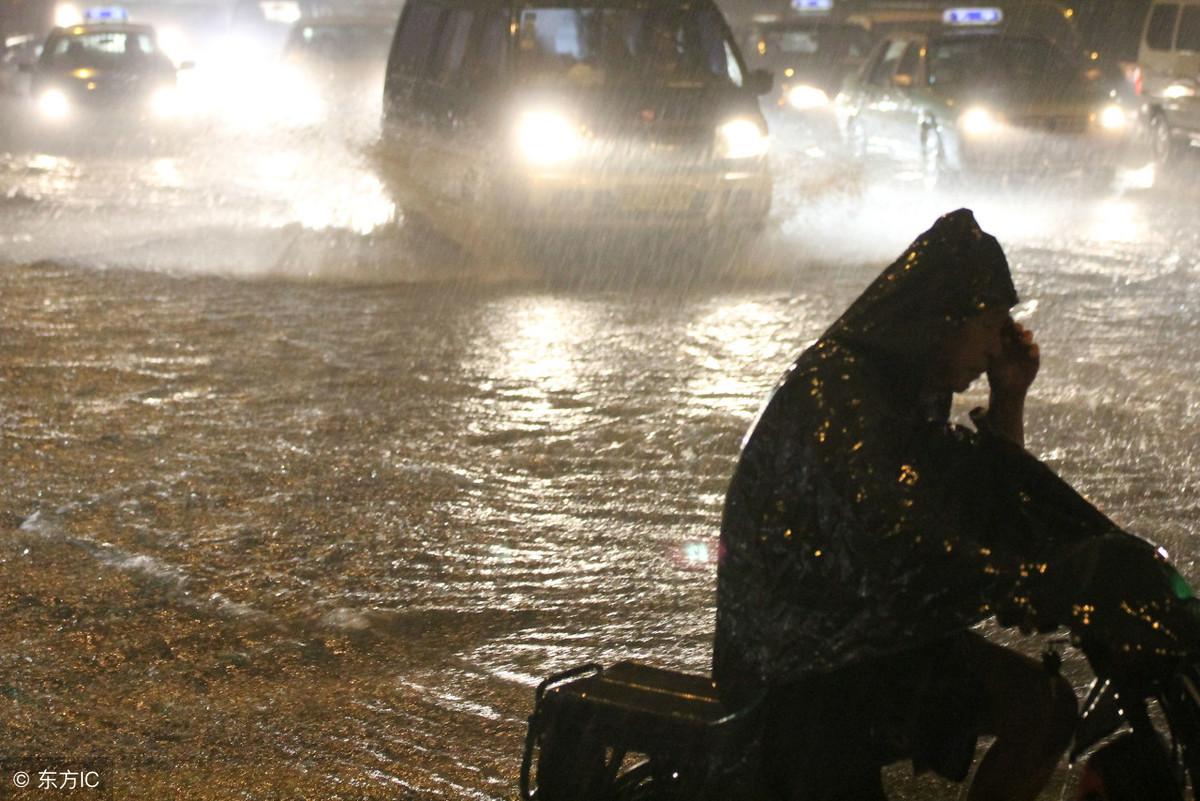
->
[{"left": 2, "top": 0, "right": 1200, "bottom": 798}]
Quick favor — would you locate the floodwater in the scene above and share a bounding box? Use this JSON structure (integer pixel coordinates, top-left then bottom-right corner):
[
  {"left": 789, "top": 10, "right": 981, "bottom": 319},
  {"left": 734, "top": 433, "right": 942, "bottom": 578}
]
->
[{"left": 3, "top": 99, "right": 1200, "bottom": 800}]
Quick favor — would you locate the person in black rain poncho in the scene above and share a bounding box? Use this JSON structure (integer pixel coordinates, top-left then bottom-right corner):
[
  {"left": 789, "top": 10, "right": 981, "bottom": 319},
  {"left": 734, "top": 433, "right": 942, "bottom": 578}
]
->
[{"left": 713, "top": 209, "right": 1200, "bottom": 801}]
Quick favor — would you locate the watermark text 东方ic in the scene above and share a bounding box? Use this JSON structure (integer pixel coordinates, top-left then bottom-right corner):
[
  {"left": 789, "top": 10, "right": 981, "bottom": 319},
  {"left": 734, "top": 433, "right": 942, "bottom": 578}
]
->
[{"left": 1, "top": 759, "right": 110, "bottom": 798}]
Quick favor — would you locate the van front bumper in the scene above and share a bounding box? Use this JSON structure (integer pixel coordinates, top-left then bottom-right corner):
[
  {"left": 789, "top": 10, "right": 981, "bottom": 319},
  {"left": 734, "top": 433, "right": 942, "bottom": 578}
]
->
[{"left": 496, "top": 165, "right": 772, "bottom": 232}]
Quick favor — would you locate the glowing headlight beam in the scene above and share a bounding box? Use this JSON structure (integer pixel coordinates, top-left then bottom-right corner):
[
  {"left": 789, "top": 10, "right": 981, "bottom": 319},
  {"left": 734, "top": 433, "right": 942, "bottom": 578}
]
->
[
  {"left": 786, "top": 85, "right": 829, "bottom": 110},
  {"left": 959, "top": 106, "right": 998, "bottom": 137},
  {"left": 515, "top": 110, "right": 584, "bottom": 165},
  {"left": 150, "top": 86, "right": 184, "bottom": 118},
  {"left": 1099, "top": 104, "right": 1127, "bottom": 130},
  {"left": 54, "top": 3, "right": 83, "bottom": 27},
  {"left": 156, "top": 26, "right": 191, "bottom": 65},
  {"left": 716, "top": 118, "right": 769, "bottom": 159},
  {"left": 38, "top": 89, "right": 71, "bottom": 120}
]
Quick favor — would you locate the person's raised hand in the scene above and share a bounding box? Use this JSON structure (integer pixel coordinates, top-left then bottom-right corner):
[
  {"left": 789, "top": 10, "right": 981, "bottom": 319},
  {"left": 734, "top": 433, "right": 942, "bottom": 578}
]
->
[{"left": 987, "top": 319, "right": 1040, "bottom": 400}]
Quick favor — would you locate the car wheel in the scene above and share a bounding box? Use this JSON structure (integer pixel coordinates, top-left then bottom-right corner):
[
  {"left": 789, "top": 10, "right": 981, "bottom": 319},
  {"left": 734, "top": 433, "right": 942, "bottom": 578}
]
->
[
  {"left": 1149, "top": 112, "right": 1183, "bottom": 168},
  {"left": 920, "top": 127, "right": 947, "bottom": 190}
]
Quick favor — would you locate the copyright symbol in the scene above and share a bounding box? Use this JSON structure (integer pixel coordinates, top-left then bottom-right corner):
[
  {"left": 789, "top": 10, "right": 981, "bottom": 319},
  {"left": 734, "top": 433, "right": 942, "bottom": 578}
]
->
[{"left": 12, "top": 771, "right": 30, "bottom": 788}]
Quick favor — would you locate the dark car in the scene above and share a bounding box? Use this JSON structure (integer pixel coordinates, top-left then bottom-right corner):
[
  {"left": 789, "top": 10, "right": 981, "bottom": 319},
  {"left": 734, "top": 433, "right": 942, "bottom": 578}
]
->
[
  {"left": 279, "top": 16, "right": 394, "bottom": 121},
  {"left": 26, "top": 20, "right": 190, "bottom": 128},
  {"left": 1136, "top": 0, "right": 1200, "bottom": 166},
  {"left": 835, "top": 10, "right": 1137, "bottom": 187},
  {"left": 744, "top": 15, "right": 872, "bottom": 120},
  {"left": 379, "top": 0, "right": 773, "bottom": 243},
  {"left": 282, "top": 16, "right": 394, "bottom": 71}
]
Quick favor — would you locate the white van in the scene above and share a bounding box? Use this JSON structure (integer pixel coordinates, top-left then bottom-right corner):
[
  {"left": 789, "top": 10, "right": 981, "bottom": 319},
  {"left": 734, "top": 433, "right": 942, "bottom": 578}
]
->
[
  {"left": 1137, "top": 0, "right": 1200, "bottom": 163},
  {"left": 378, "top": 0, "right": 773, "bottom": 251}
]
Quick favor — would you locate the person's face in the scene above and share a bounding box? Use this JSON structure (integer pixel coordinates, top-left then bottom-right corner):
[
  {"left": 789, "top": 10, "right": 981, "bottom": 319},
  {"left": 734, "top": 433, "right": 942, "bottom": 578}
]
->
[{"left": 931, "top": 307, "right": 1010, "bottom": 393}]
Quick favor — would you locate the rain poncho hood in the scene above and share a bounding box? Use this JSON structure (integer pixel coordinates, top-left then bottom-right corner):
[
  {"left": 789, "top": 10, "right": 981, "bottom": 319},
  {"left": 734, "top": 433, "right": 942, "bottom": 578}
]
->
[
  {"left": 824, "top": 208, "right": 1016, "bottom": 368},
  {"left": 713, "top": 209, "right": 1199, "bottom": 705}
]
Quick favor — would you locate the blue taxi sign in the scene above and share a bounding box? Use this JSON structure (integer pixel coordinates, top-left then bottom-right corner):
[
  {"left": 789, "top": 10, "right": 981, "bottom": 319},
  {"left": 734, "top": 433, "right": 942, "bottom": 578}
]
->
[
  {"left": 943, "top": 7, "right": 1003, "bottom": 25},
  {"left": 791, "top": 0, "right": 833, "bottom": 11},
  {"left": 83, "top": 6, "right": 129, "bottom": 22}
]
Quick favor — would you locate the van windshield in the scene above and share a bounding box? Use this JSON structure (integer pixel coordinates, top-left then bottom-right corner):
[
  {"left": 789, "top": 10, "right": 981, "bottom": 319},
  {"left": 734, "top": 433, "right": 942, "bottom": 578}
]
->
[{"left": 515, "top": 6, "right": 745, "bottom": 88}]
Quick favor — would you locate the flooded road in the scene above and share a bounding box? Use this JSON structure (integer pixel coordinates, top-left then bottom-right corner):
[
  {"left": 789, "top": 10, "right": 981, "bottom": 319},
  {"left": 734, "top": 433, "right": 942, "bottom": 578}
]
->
[{"left": 3, "top": 104, "right": 1200, "bottom": 799}]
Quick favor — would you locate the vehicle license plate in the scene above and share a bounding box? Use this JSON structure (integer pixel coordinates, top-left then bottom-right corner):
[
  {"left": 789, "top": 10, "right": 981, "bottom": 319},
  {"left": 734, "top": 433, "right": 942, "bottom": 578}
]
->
[{"left": 621, "top": 186, "right": 694, "bottom": 212}]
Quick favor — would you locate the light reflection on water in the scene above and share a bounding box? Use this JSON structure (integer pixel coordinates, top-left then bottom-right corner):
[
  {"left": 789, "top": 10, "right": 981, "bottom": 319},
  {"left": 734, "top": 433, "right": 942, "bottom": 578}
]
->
[
  {"left": 683, "top": 298, "right": 798, "bottom": 417},
  {"left": 489, "top": 297, "right": 590, "bottom": 396},
  {"left": 1084, "top": 198, "right": 1145, "bottom": 244},
  {"left": 148, "top": 157, "right": 184, "bottom": 189}
]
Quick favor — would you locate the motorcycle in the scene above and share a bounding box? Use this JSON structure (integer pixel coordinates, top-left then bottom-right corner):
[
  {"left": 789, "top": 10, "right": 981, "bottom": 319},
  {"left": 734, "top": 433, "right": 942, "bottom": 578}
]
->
[
  {"left": 519, "top": 529, "right": 1200, "bottom": 801},
  {"left": 1070, "top": 635, "right": 1200, "bottom": 800}
]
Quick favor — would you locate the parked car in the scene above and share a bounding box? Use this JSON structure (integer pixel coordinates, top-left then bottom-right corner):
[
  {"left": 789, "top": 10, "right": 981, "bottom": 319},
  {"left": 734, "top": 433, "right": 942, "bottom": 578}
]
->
[
  {"left": 379, "top": 0, "right": 774, "bottom": 248},
  {"left": 1135, "top": 0, "right": 1200, "bottom": 165}
]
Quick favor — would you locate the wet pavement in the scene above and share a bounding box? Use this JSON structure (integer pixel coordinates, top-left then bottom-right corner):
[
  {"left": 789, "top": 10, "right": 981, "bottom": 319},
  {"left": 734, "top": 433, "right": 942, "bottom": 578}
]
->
[{"left": 3, "top": 97, "right": 1200, "bottom": 799}]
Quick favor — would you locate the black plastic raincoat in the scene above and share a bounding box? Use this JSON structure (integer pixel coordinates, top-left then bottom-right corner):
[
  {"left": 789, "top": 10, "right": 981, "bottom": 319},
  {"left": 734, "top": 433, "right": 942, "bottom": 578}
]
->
[{"left": 713, "top": 209, "right": 1199, "bottom": 705}]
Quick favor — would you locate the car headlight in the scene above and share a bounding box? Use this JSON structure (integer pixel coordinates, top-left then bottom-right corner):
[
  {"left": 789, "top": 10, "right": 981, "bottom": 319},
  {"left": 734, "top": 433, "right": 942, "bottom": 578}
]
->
[
  {"left": 1098, "top": 103, "right": 1127, "bottom": 130},
  {"left": 716, "top": 118, "right": 769, "bottom": 159},
  {"left": 786, "top": 85, "right": 829, "bottom": 110},
  {"left": 38, "top": 89, "right": 71, "bottom": 121},
  {"left": 515, "top": 110, "right": 585, "bottom": 166},
  {"left": 959, "top": 106, "right": 999, "bottom": 137}
]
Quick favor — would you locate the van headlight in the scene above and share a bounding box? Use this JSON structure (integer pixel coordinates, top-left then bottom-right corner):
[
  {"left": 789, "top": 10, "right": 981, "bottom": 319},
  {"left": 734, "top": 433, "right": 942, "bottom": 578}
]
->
[
  {"left": 515, "top": 110, "right": 584, "bottom": 165},
  {"left": 38, "top": 89, "right": 71, "bottom": 121},
  {"left": 1098, "top": 103, "right": 1127, "bottom": 130},
  {"left": 716, "top": 118, "right": 769, "bottom": 159},
  {"left": 959, "top": 106, "right": 999, "bottom": 137},
  {"left": 786, "top": 85, "right": 829, "bottom": 110}
]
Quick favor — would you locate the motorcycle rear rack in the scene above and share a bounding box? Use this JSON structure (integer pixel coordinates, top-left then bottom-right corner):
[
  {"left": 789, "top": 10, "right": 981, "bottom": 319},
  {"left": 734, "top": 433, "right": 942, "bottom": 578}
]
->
[{"left": 519, "top": 660, "right": 760, "bottom": 800}]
